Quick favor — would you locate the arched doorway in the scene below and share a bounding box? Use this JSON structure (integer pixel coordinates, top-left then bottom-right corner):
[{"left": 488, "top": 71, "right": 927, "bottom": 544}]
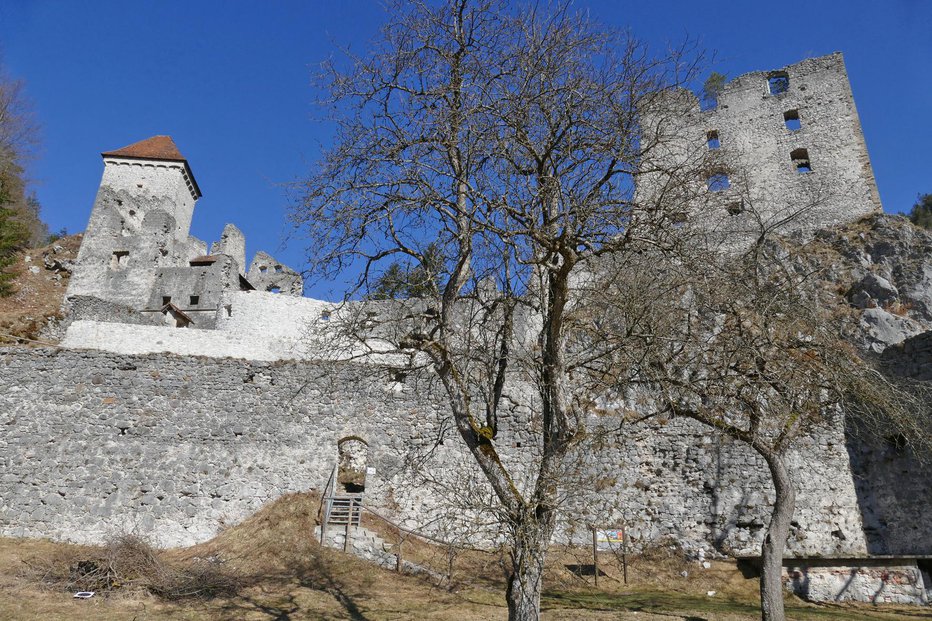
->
[{"left": 337, "top": 436, "right": 369, "bottom": 494}]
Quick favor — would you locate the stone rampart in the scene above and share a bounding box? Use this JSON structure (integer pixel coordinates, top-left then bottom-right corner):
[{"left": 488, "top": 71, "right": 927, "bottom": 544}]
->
[{"left": 2, "top": 346, "right": 928, "bottom": 559}]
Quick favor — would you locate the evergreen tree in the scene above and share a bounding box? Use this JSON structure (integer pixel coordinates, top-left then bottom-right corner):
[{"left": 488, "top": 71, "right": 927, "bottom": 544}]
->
[
  {"left": 0, "top": 181, "right": 29, "bottom": 296},
  {"left": 908, "top": 193, "right": 932, "bottom": 230}
]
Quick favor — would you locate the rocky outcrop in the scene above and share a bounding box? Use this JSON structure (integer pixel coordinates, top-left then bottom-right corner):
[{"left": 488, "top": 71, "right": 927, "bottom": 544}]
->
[{"left": 806, "top": 214, "right": 932, "bottom": 353}]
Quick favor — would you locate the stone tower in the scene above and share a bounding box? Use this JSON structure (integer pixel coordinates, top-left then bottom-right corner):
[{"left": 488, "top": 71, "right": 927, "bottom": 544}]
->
[
  {"left": 67, "top": 136, "right": 208, "bottom": 308},
  {"left": 638, "top": 53, "right": 881, "bottom": 244}
]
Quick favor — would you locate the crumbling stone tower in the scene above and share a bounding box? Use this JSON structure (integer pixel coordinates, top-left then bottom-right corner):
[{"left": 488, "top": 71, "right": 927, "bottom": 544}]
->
[
  {"left": 67, "top": 136, "right": 207, "bottom": 309},
  {"left": 641, "top": 53, "right": 882, "bottom": 241}
]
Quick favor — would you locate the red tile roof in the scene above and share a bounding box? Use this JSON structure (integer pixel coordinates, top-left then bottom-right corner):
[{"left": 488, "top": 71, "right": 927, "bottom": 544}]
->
[
  {"left": 102, "top": 135, "right": 187, "bottom": 162},
  {"left": 189, "top": 255, "right": 219, "bottom": 265},
  {"left": 101, "top": 135, "right": 202, "bottom": 198}
]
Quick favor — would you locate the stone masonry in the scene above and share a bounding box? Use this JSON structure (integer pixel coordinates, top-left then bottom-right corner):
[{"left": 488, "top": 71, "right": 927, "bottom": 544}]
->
[{"left": 2, "top": 54, "right": 931, "bottom": 606}]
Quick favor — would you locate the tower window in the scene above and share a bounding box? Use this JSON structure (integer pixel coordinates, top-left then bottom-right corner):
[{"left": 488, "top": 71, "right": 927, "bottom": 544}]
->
[
  {"left": 707, "top": 173, "right": 730, "bottom": 192},
  {"left": 784, "top": 110, "right": 801, "bottom": 131},
  {"left": 162, "top": 296, "right": 172, "bottom": 305},
  {"left": 259, "top": 265, "right": 268, "bottom": 273},
  {"left": 274, "top": 265, "right": 283, "bottom": 273},
  {"left": 791, "top": 148, "right": 812, "bottom": 173},
  {"left": 110, "top": 250, "right": 129, "bottom": 270},
  {"left": 768, "top": 72, "right": 789, "bottom": 95},
  {"left": 189, "top": 295, "right": 200, "bottom": 306},
  {"left": 321, "top": 310, "right": 331, "bottom": 321},
  {"left": 268, "top": 286, "right": 281, "bottom": 294},
  {"left": 707, "top": 130, "right": 720, "bottom": 150},
  {"left": 726, "top": 201, "right": 744, "bottom": 216}
]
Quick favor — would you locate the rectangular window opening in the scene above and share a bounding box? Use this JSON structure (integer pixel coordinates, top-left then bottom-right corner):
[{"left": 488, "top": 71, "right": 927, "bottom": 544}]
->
[
  {"left": 110, "top": 250, "right": 129, "bottom": 270},
  {"left": 768, "top": 72, "right": 789, "bottom": 95},
  {"left": 727, "top": 201, "right": 744, "bottom": 216},
  {"left": 189, "top": 295, "right": 200, "bottom": 306},
  {"left": 259, "top": 266, "right": 268, "bottom": 273},
  {"left": 707, "top": 130, "right": 720, "bottom": 150},
  {"left": 784, "top": 110, "right": 801, "bottom": 131},
  {"left": 274, "top": 265, "right": 283, "bottom": 273},
  {"left": 321, "top": 310, "right": 331, "bottom": 321},
  {"left": 707, "top": 173, "right": 730, "bottom": 192},
  {"left": 162, "top": 296, "right": 172, "bottom": 306},
  {"left": 791, "top": 148, "right": 812, "bottom": 173}
]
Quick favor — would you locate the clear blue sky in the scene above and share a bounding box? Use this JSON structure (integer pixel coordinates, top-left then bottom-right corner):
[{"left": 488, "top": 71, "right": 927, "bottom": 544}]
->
[{"left": 2, "top": 1, "right": 930, "bottom": 298}]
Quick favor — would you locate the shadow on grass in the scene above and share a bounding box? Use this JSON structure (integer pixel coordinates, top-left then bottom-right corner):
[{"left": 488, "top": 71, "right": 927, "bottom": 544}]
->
[
  {"left": 542, "top": 590, "right": 932, "bottom": 621},
  {"left": 213, "top": 553, "right": 371, "bottom": 621}
]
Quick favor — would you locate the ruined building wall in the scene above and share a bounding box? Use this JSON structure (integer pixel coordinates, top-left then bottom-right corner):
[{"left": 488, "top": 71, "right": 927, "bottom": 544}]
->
[
  {"left": 67, "top": 158, "right": 206, "bottom": 309},
  {"left": 642, "top": 53, "right": 880, "bottom": 244},
  {"left": 2, "top": 347, "right": 929, "bottom": 559}
]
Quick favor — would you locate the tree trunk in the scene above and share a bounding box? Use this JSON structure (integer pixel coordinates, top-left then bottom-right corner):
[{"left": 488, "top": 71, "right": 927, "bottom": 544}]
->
[
  {"left": 506, "top": 510, "right": 553, "bottom": 621},
  {"left": 759, "top": 451, "right": 796, "bottom": 621}
]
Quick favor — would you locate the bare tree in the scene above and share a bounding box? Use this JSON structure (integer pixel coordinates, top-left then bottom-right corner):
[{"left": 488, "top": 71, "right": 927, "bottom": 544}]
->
[
  {"left": 612, "top": 221, "right": 932, "bottom": 621},
  {"left": 294, "top": 2, "right": 705, "bottom": 618}
]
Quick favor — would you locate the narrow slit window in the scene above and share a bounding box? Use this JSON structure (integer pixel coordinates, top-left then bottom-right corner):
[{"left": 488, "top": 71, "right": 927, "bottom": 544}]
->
[
  {"left": 784, "top": 110, "right": 801, "bottom": 131},
  {"left": 791, "top": 148, "right": 812, "bottom": 173},
  {"left": 768, "top": 72, "right": 789, "bottom": 95},
  {"left": 707, "top": 173, "right": 730, "bottom": 192},
  {"left": 189, "top": 295, "right": 200, "bottom": 306},
  {"left": 707, "top": 130, "right": 720, "bottom": 150}
]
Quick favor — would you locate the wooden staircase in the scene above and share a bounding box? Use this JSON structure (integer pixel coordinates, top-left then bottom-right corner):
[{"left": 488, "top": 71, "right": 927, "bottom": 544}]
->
[{"left": 325, "top": 494, "right": 363, "bottom": 527}]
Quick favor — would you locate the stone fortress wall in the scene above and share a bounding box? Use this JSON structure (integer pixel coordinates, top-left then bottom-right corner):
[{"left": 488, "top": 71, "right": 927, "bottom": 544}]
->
[
  {"left": 2, "top": 54, "right": 931, "bottom": 605},
  {"left": 1, "top": 347, "right": 924, "bottom": 557},
  {"left": 641, "top": 52, "right": 881, "bottom": 247}
]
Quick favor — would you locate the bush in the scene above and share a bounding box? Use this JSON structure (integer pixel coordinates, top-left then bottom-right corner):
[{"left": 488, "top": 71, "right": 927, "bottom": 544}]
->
[{"left": 23, "top": 534, "right": 241, "bottom": 600}]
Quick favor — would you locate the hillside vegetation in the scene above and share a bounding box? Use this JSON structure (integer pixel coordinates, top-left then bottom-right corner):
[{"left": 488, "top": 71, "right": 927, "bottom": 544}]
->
[{"left": 2, "top": 492, "right": 929, "bottom": 621}]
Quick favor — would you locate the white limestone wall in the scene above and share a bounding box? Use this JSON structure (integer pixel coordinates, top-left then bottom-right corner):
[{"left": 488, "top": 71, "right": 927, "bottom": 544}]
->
[
  {"left": 100, "top": 158, "right": 197, "bottom": 240},
  {"left": 62, "top": 291, "right": 405, "bottom": 363}
]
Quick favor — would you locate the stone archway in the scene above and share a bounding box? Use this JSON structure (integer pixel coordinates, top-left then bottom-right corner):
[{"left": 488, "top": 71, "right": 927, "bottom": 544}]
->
[{"left": 337, "top": 436, "right": 369, "bottom": 494}]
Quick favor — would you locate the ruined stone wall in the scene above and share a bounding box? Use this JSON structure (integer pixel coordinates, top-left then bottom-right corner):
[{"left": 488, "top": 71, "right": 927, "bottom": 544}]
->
[
  {"left": 643, "top": 53, "right": 880, "bottom": 244},
  {"left": 66, "top": 158, "right": 206, "bottom": 311},
  {"left": 97, "top": 159, "right": 198, "bottom": 240},
  {"left": 246, "top": 251, "right": 303, "bottom": 296},
  {"left": 2, "top": 346, "right": 928, "bottom": 559},
  {"left": 60, "top": 291, "right": 401, "bottom": 362},
  {"left": 785, "top": 559, "right": 929, "bottom": 605}
]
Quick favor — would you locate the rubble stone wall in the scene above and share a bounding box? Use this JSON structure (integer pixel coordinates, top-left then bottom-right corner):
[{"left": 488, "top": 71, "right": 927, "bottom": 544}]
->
[{"left": 2, "top": 347, "right": 928, "bottom": 560}]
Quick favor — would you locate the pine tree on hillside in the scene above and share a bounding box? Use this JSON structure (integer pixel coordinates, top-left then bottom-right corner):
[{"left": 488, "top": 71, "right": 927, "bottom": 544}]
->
[
  {"left": 909, "top": 193, "right": 932, "bottom": 230},
  {"left": 0, "top": 179, "right": 29, "bottom": 296}
]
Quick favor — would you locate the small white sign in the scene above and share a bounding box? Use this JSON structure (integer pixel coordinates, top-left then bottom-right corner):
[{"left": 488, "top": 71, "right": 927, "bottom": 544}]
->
[
  {"left": 366, "top": 467, "right": 376, "bottom": 475},
  {"left": 73, "top": 591, "right": 95, "bottom": 599}
]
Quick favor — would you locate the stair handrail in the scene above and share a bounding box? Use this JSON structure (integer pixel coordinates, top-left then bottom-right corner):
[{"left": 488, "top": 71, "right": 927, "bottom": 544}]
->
[{"left": 319, "top": 463, "right": 339, "bottom": 534}]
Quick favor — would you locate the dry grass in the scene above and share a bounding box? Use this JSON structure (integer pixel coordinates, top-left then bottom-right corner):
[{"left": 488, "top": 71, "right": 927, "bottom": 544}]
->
[
  {"left": 0, "top": 233, "right": 80, "bottom": 343},
  {"left": 2, "top": 493, "right": 930, "bottom": 620}
]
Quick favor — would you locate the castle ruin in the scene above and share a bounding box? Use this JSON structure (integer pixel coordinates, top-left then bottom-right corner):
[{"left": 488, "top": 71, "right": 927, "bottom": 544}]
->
[{"left": 2, "top": 54, "right": 931, "bottom": 605}]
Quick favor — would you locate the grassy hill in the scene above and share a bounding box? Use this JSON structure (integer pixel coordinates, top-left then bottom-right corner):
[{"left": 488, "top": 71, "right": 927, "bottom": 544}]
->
[{"left": 2, "top": 492, "right": 928, "bottom": 621}]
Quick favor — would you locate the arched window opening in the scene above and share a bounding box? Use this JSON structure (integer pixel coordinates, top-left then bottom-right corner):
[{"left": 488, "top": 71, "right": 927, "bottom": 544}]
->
[{"left": 337, "top": 436, "right": 369, "bottom": 494}]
